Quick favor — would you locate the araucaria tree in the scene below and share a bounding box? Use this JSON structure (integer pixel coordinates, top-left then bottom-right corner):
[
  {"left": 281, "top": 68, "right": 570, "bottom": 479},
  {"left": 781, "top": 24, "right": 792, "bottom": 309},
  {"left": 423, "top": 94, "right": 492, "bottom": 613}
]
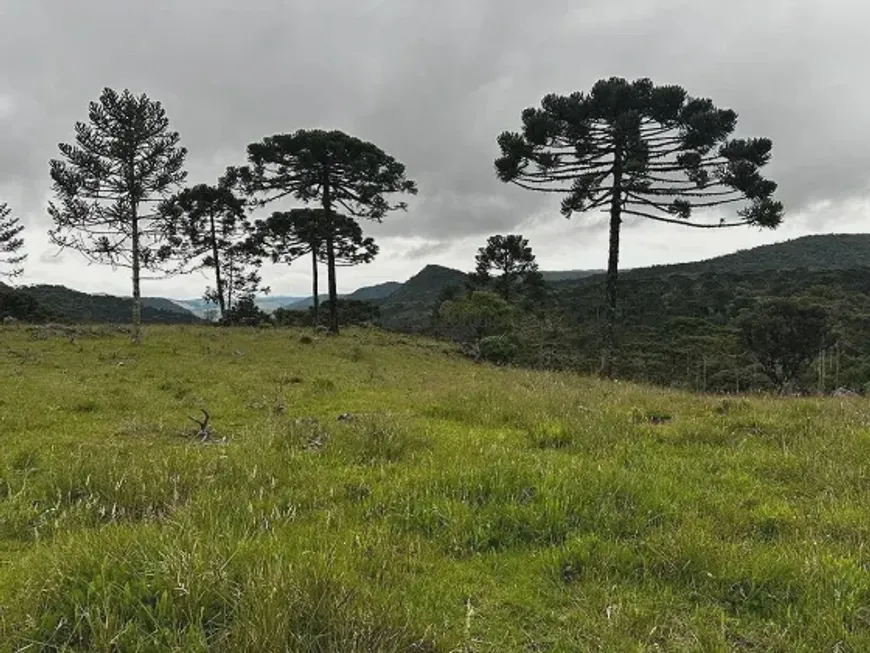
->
[
  {"left": 47, "top": 87, "right": 187, "bottom": 342},
  {"left": 253, "top": 208, "right": 377, "bottom": 322},
  {"left": 471, "top": 234, "right": 542, "bottom": 302},
  {"left": 495, "top": 77, "right": 783, "bottom": 376},
  {"left": 160, "top": 183, "right": 264, "bottom": 320},
  {"left": 0, "top": 202, "right": 26, "bottom": 280},
  {"left": 230, "top": 129, "right": 417, "bottom": 334}
]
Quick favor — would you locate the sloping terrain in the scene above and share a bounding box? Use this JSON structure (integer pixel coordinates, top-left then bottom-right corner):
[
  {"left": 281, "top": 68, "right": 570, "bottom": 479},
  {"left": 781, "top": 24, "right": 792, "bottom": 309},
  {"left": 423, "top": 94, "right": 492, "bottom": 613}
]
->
[
  {"left": 376, "top": 264, "right": 469, "bottom": 330},
  {"left": 1, "top": 284, "right": 200, "bottom": 324},
  {"left": 616, "top": 232, "right": 870, "bottom": 280},
  {"left": 1, "top": 325, "right": 869, "bottom": 650}
]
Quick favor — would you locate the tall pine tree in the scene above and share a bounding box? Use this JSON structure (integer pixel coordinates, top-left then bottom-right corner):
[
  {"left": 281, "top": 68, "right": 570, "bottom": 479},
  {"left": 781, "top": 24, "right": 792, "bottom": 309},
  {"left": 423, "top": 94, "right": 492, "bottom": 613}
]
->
[
  {"left": 496, "top": 77, "right": 783, "bottom": 376},
  {"left": 48, "top": 88, "right": 187, "bottom": 342},
  {"left": 228, "top": 129, "right": 416, "bottom": 334},
  {"left": 253, "top": 208, "right": 377, "bottom": 323}
]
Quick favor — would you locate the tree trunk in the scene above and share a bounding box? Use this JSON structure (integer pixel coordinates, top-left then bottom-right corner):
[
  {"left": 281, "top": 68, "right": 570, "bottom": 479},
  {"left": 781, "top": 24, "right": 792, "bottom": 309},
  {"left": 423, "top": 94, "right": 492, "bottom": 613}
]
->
[
  {"left": 311, "top": 249, "right": 320, "bottom": 325},
  {"left": 209, "top": 214, "right": 226, "bottom": 318},
  {"left": 601, "top": 148, "right": 623, "bottom": 378},
  {"left": 131, "top": 201, "right": 142, "bottom": 344},
  {"left": 325, "top": 231, "right": 338, "bottom": 334},
  {"left": 321, "top": 176, "right": 339, "bottom": 335},
  {"left": 227, "top": 252, "right": 234, "bottom": 315}
]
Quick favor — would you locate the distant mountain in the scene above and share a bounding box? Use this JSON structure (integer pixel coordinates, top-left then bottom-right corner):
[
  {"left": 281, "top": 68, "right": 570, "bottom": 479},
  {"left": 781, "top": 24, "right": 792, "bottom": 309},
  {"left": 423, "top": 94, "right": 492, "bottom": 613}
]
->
[
  {"left": 255, "top": 295, "right": 308, "bottom": 314},
  {"left": 346, "top": 281, "right": 403, "bottom": 302},
  {"left": 378, "top": 264, "right": 469, "bottom": 331},
  {"left": 619, "top": 233, "right": 870, "bottom": 280},
  {"left": 280, "top": 295, "right": 328, "bottom": 311},
  {"left": 275, "top": 281, "right": 403, "bottom": 312},
  {"left": 173, "top": 295, "right": 306, "bottom": 317},
  {"left": 10, "top": 285, "right": 201, "bottom": 324},
  {"left": 141, "top": 297, "right": 196, "bottom": 315},
  {"left": 540, "top": 269, "right": 604, "bottom": 282}
]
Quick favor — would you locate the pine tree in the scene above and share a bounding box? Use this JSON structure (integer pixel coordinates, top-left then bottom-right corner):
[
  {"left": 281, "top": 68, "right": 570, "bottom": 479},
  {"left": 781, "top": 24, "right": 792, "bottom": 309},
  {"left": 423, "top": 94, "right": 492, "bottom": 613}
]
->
[
  {"left": 495, "top": 77, "right": 783, "bottom": 376},
  {"left": 253, "top": 208, "right": 377, "bottom": 323},
  {"left": 228, "top": 129, "right": 416, "bottom": 334},
  {"left": 0, "top": 203, "right": 26, "bottom": 280},
  {"left": 471, "top": 234, "right": 542, "bottom": 302},
  {"left": 160, "top": 182, "right": 264, "bottom": 319},
  {"left": 48, "top": 88, "right": 187, "bottom": 342}
]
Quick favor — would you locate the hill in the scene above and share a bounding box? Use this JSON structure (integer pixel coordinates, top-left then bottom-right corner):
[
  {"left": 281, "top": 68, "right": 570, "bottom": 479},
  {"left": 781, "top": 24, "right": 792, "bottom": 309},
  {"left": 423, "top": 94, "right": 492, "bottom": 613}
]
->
[
  {"left": 140, "top": 296, "right": 197, "bottom": 315},
  {"left": 377, "top": 264, "right": 469, "bottom": 330},
  {"left": 173, "top": 295, "right": 307, "bottom": 317},
  {"left": 377, "top": 234, "right": 870, "bottom": 336},
  {"left": 12, "top": 285, "right": 201, "bottom": 324},
  {"left": 277, "top": 282, "right": 403, "bottom": 312},
  {"left": 540, "top": 268, "right": 603, "bottom": 281},
  {"left": 1, "top": 325, "right": 868, "bottom": 650},
  {"left": 617, "top": 233, "right": 870, "bottom": 280},
  {"left": 346, "top": 280, "right": 403, "bottom": 302}
]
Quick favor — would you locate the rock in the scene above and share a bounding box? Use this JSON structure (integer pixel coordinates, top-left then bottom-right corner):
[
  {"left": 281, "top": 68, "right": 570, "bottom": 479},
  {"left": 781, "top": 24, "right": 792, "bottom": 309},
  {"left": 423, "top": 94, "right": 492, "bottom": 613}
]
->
[
  {"left": 2, "top": 316, "right": 18, "bottom": 325},
  {"left": 833, "top": 387, "right": 859, "bottom": 397}
]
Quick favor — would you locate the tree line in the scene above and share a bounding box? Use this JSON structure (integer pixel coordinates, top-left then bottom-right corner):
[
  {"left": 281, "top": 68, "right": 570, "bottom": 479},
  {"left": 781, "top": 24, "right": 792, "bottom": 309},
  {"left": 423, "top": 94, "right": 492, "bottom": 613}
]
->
[
  {"left": 432, "top": 232, "right": 837, "bottom": 393},
  {"left": 2, "top": 77, "right": 784, "bottom": 378}
]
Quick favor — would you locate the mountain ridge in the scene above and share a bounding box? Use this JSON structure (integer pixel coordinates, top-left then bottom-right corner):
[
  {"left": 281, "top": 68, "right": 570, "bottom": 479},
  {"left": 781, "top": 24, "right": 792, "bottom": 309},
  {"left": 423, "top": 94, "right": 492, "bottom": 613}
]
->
[{"left": 4, "top": 233, "right": 869, "bottom": 325}]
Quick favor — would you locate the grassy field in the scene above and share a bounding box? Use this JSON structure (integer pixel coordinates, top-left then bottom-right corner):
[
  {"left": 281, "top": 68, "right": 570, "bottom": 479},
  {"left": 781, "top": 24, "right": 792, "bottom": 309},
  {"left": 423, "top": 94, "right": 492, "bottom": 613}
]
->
[{"left": 1, "top": 324, "right": 870, "bottom": 651}]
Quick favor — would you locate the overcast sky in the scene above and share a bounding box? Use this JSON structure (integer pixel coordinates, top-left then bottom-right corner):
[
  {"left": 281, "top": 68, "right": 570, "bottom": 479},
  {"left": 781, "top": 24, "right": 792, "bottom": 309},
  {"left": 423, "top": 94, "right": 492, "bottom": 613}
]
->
[{"left": 1, "top": 0, "right": 868, "bottom": 299}]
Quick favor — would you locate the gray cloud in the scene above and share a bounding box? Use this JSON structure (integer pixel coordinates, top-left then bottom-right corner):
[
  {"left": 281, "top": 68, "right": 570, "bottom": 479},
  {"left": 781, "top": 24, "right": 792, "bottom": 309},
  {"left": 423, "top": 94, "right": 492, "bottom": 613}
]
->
[{"left": 1, "top": 0, "right": 868, "bottom": 297}]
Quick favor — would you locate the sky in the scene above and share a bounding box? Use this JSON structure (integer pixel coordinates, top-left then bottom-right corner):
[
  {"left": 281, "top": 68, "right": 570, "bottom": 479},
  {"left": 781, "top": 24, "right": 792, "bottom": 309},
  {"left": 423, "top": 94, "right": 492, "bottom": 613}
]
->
[{"left": 1, "top": 0, "right": 869, "bottom": 300}]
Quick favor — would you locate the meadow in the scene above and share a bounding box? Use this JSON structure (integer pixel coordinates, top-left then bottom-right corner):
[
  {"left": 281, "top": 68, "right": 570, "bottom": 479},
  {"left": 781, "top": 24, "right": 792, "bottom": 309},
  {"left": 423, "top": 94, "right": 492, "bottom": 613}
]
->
[{"left": 1, "top": 324, "right": 870, "bottom": 651}]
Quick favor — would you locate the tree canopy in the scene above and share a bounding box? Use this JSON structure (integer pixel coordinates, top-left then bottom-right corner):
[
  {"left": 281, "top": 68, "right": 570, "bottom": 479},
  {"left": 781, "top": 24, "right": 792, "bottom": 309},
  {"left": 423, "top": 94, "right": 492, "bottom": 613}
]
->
[
  {"left": 737, "top": 299, "right": 834, "bottom": 391},
  {"left": 160, "top": 183, "right": 264, "bottom": 318},
  {"left": 471, "top": 234, "right": 543, "bottom": 302},
  {"left": 495, "top": 77, "right": 783, "bottom": 376},
  {"left": 228, "top": 129, "right": 416, "bottom": 333},
  {"left": 47, "top": 87, "right": 187, "bottom": 341},
  {"left": 253, "top": 208, "right": 377, "bottom": 320}
]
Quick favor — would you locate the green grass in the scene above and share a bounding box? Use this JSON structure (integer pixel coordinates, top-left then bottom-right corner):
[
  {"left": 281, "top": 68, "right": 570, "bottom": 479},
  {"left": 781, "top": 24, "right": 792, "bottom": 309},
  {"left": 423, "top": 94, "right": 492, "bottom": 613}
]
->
[{"left": 2, "top": 324, "right": 870, "bottom": 651}]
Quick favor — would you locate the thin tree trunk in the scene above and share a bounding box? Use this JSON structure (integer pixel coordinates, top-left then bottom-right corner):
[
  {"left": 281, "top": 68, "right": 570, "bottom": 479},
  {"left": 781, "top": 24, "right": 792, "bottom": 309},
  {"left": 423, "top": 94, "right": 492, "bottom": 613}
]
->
[
  {"left": 131, "top": 201, "right": 142, "bottom": 344},
  {"left": 209, "top": 214, "right": 226, "bottom": 318},
  {"left": 325, "top": 231, "right": 338, "bottom": 334},
  {"left": 601, "top": 148, "right": 623, "bottom": 378},
  {"left": 322, "top": 175, "right": 339, "bottom": 335},
  {"left": 227, "top": 252, "right": 234, "bottom": 315},
  {"left": 311, "top": 248, "right": 320, "bottom": 325}
]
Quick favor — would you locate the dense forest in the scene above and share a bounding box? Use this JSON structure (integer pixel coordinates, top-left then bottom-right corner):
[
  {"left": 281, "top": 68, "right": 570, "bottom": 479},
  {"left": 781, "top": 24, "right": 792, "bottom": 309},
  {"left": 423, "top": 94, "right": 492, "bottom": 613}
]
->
[
  {"left": 377, "top": 235, "right": 870, "bottom": 394},
  {"left": 0, "top": 282, "right": 200, "bottom": 324}
]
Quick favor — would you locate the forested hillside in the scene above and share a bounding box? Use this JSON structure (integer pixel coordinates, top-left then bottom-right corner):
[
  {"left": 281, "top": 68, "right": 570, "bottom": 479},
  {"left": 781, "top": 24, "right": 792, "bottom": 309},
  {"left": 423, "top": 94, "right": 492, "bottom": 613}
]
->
[
  {"left": 618, "top": 233, "right": 870, "bottom": 279},
  {"left": 403, "top": 234, "right": 870, "bottom": 392},
  {"left": 1, "top": 284, "right": 201, "bottom": 324}
]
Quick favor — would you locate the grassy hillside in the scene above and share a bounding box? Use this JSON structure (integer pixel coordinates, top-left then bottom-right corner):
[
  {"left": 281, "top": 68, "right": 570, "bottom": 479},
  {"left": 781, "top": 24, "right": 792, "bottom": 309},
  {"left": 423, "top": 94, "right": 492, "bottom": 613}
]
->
[{"left": 1, "top": 325, "right": 870, "bottom": 650}]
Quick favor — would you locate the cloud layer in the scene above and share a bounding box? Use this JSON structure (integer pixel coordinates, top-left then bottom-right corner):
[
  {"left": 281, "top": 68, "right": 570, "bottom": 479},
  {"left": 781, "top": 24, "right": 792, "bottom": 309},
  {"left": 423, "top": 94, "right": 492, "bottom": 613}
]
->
[{"left": 1, "top": 0, "right": 868, "bottom": 297}]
